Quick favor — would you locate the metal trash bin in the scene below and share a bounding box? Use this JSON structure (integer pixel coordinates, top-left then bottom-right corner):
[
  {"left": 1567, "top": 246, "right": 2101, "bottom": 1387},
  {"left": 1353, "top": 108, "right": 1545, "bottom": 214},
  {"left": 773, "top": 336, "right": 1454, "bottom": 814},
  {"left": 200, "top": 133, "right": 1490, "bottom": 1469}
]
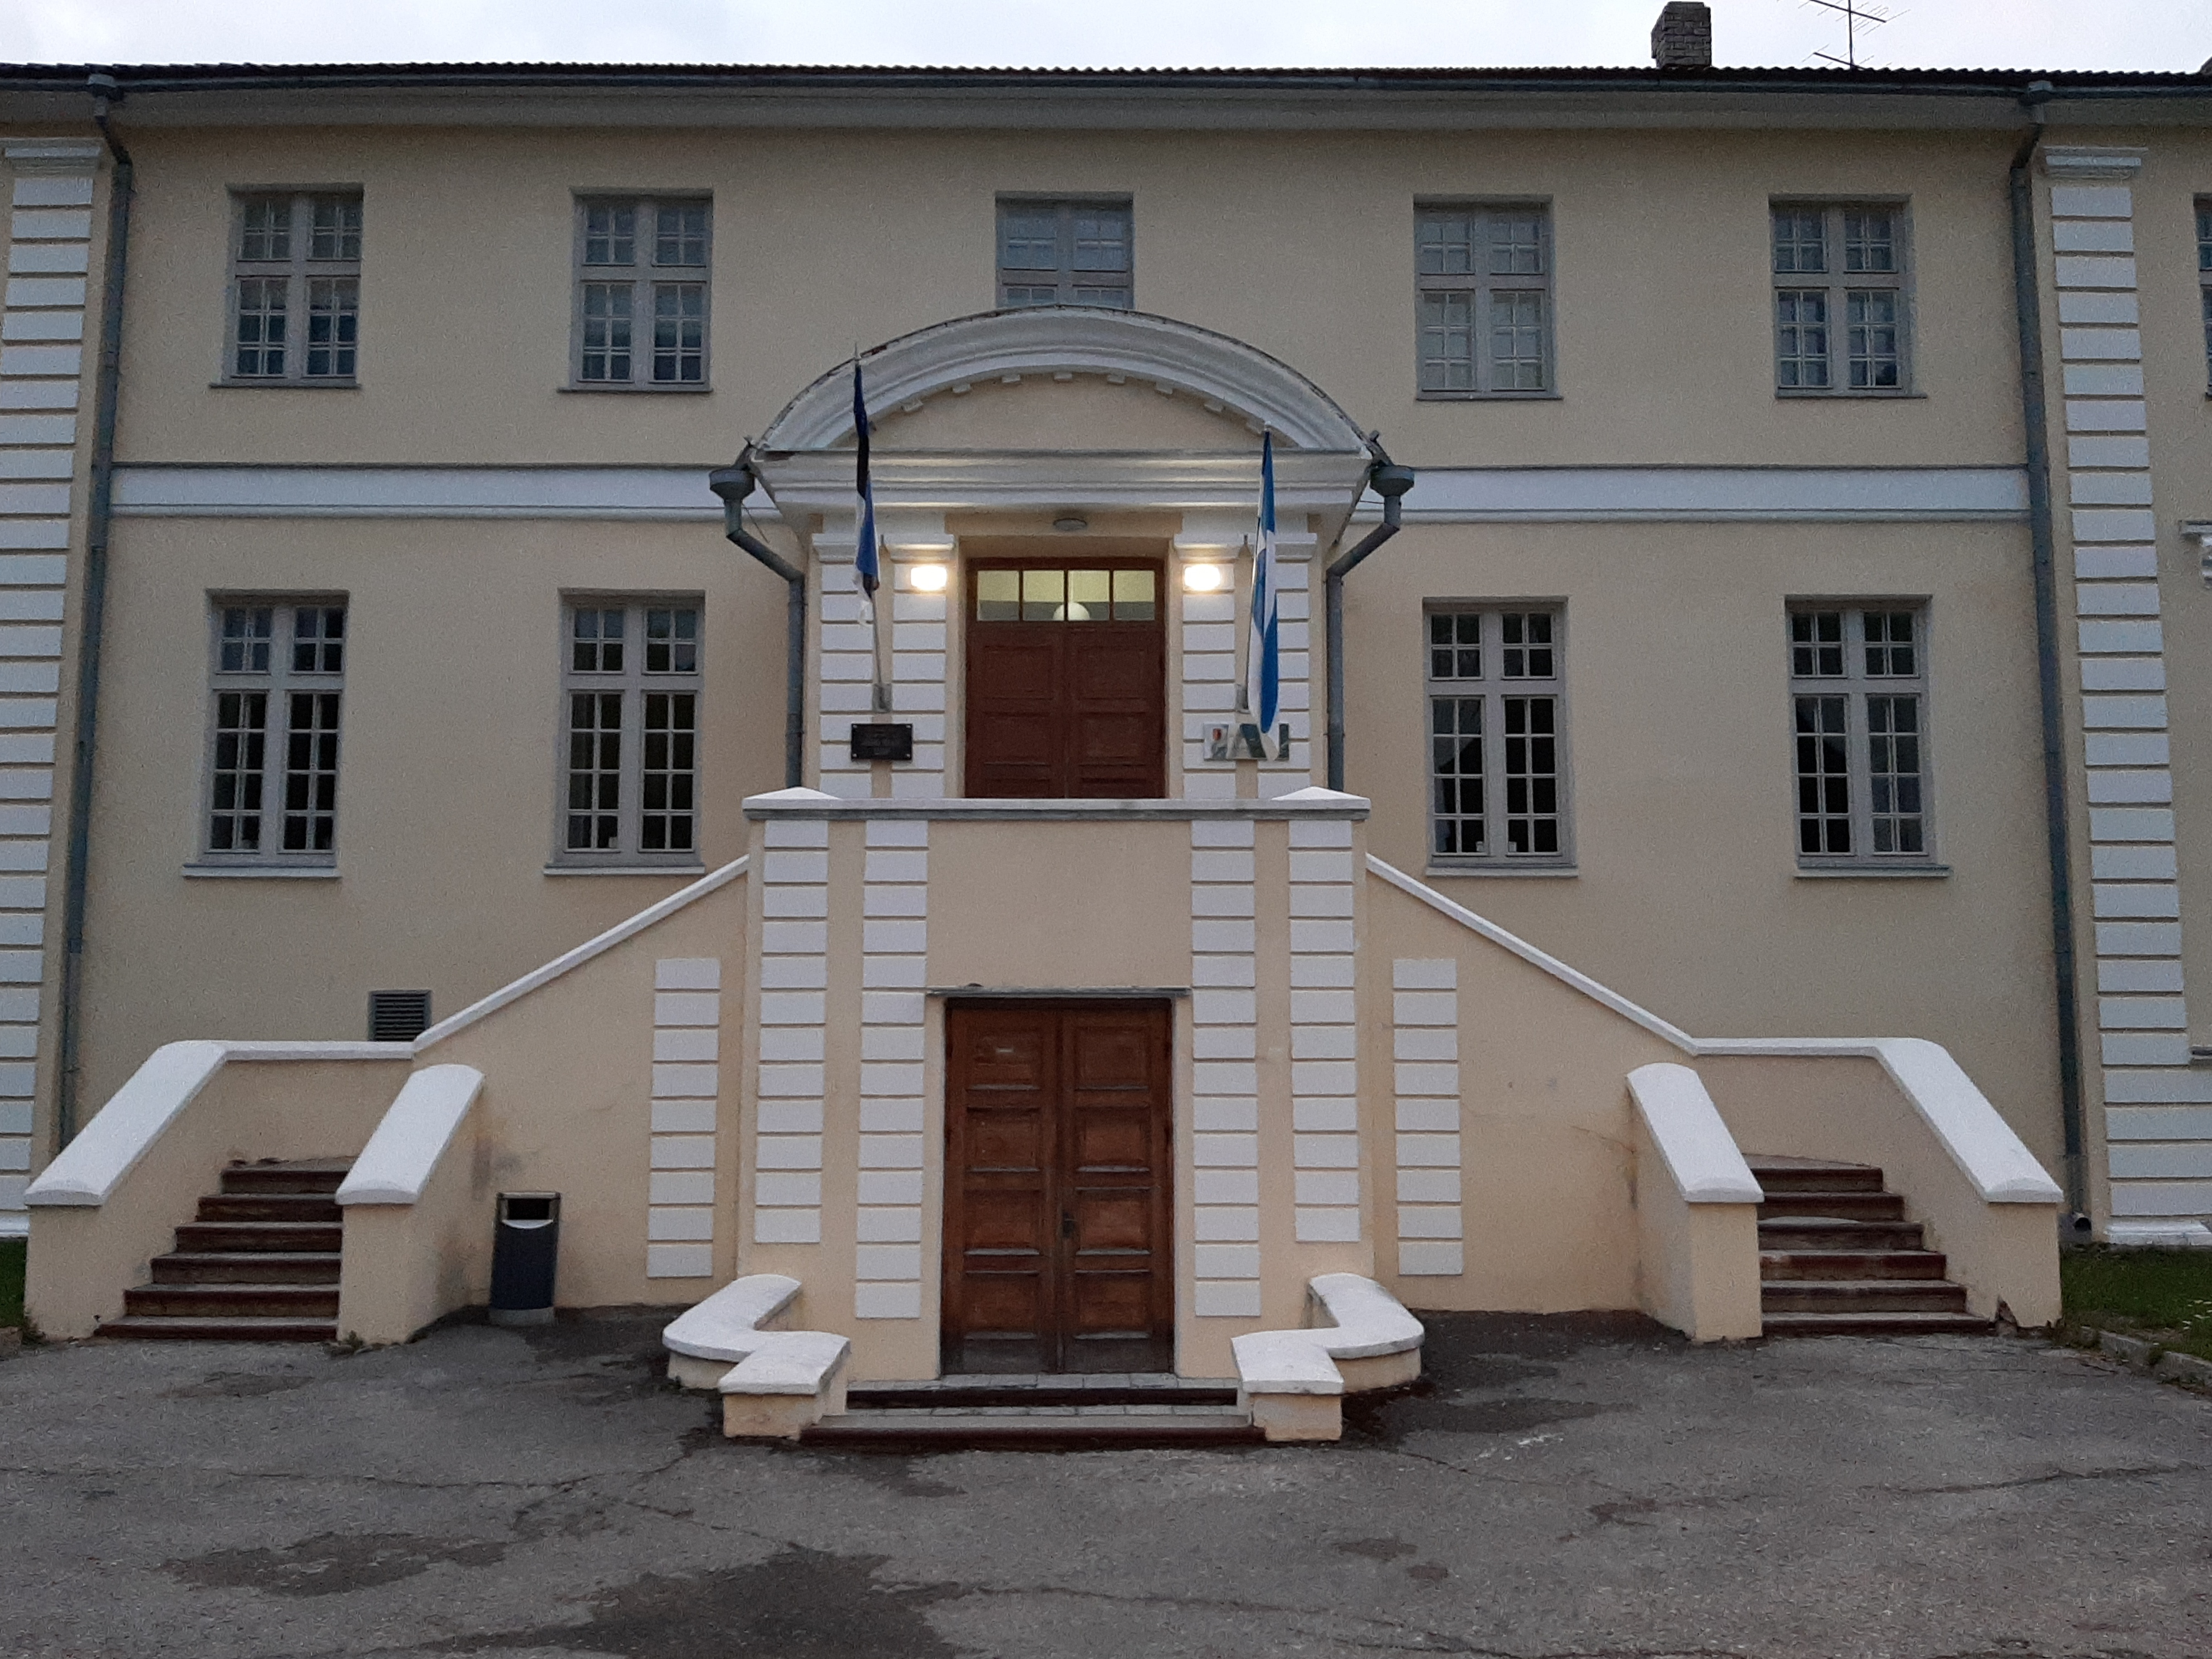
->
[{"left": 488, "top": 1192, "right": 560, "bottom": 1326}]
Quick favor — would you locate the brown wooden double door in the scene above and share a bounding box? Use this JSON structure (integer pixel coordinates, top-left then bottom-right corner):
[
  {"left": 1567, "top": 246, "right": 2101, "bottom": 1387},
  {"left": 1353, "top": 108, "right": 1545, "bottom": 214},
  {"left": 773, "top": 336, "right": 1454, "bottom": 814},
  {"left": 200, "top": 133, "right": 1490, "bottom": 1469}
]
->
[
  {"left": 963, "top": 556, "right": 1167, "bottom": 799},
  {"left": 942, "top": 1001, "right": 1174, "bottom": 1374}
]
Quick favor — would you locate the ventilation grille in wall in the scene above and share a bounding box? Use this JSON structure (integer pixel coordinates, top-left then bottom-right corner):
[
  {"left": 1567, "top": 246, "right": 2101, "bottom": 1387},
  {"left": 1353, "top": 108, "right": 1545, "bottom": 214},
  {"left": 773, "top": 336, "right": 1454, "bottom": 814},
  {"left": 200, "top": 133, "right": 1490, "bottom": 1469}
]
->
[{"left": 368, "top": 990, "right": 433, "bottom": 1042}]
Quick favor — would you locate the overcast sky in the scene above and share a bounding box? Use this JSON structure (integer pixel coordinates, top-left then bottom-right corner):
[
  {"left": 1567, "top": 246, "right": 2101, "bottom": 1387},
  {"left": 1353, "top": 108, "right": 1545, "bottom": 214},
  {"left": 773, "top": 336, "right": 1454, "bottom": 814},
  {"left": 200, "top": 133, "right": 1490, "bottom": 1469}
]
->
[{"left": 0, "top": 0, "right": 2202, "bottom": 74}]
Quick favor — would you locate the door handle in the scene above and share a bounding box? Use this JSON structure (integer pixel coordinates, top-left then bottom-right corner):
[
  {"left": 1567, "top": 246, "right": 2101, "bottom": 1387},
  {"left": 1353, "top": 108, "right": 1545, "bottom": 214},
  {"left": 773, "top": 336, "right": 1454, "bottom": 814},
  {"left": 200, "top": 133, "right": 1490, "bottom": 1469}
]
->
[{"left": 1061, "top": 1211, "right": 1075, "bottom": 1240}]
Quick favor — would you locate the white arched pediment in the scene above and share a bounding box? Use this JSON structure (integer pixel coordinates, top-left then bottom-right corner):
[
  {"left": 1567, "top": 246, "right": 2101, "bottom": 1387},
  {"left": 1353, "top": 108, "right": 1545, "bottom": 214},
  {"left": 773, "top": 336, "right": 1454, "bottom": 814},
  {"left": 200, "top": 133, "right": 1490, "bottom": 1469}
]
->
[{"left": 757, "top": 308, "right": 1370, "bottom": 456}]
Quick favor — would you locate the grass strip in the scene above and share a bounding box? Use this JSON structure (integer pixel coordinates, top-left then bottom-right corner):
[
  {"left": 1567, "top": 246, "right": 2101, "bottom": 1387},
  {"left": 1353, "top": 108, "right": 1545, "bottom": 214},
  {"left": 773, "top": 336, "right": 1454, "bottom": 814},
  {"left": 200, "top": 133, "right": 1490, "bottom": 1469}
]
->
[{"left": 2062, "top": 1245, "right": 2212, "bottom": 1361}]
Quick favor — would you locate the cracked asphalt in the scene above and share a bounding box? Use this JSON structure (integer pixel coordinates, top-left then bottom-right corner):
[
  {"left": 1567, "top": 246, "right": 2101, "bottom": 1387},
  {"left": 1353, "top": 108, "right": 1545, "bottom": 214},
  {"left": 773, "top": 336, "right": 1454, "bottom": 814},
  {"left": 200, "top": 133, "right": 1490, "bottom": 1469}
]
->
[{"left": 2, "top": 1310, "right": 2208, "bottom": 1659}]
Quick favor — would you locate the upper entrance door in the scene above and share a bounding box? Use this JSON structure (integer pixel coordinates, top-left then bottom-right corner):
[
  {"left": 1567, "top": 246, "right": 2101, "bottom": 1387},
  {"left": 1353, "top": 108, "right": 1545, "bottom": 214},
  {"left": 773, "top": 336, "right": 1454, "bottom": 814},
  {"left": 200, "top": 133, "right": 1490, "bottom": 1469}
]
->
[
  {"left": 942, "top": 1000, "right": 1174, "bottom": 1374},
  {"left": 964, "top": 556, "right": 1166, "bottom": 799}
]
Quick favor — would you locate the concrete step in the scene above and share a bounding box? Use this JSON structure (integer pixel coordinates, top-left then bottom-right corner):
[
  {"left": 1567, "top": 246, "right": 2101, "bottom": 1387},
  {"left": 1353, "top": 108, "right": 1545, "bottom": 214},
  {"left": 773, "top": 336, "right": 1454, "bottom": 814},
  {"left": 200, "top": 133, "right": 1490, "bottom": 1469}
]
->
[
  {"left": 152, "top": 1250, "right": 343, "bottom": 1285},
  {"left": 1759, "top": 1248, "right": 1949, "bottom": 1281},
  {"left": 124, "top": 1283, "right": 340, "bottom": 1319},
  {"left": 1761, "top": 1309, "right": 1993, "bottom": 1338},
  {"left": 1744, "top": 1156, "right": 1886, "bottom": 1195},
  {"left": 175, "top": 1220, "right": 343, "bottom": 1254},
  {"left": 96, "top": 1315, "right": 337, "bottom": 1343},
  {"left": 197, "top": 1193, "right": 342, "bottom": 1224},
  {"left": 849, "top": 1381, "right": 1239, "bottom": 1411},
  {"left": 800, "top": 1407, "right": 1263, "bottom": 1450},
  {"left": 220, "top": 1159, "right": 351, "bottom": 1196},
  {"left": 1758, "top": 1216, "right": 1927, "bottom": 1252},
  {"left": 1758, "top": 1190, "right": 1908, "bottom": 1222},
  {"left": 1761, "top": 1279, "right": 1971, "bottom": 1314}
]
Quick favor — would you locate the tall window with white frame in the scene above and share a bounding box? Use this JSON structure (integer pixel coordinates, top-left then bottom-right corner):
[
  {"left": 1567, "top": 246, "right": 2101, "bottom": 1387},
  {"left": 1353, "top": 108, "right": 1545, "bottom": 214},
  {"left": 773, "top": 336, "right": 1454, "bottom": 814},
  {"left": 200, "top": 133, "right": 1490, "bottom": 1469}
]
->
[
  {"left": 1415, "top": 204, "right": 1553, "bottom": 398},
  {"left": 1772, "top": 202, "right": 1909, "bottom": 395},
  {"left": 2196, "top": 200, "right": 2212, "bottom": 386},
  {"left": 996, "top": 198, "right": 1133, "bottom": 308},
  {"left": 572, "top": 197, "right": 711, "bottom": 389},
  {"left": 201, "top": 601, "right": 346, "bottom": 866},
  {"left": 1788, "top": 604, "right": 1934, "bottom": 867},
  {"left": 226, "top": 193, "right": 362, "bottom": 384},
  {"left": 1425, "top": 606, "right": 1569, "bottom": 868},
  {"left": 558, "top": 599, "right": 703, "bottom": 866}
]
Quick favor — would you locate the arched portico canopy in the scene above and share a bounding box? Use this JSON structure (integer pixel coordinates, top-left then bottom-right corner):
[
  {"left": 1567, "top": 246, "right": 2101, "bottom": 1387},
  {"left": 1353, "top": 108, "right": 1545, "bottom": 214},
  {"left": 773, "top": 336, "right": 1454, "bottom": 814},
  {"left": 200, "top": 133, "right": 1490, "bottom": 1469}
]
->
[{"left": 758, "top": 307, "right": 1372, "bottom": 456}]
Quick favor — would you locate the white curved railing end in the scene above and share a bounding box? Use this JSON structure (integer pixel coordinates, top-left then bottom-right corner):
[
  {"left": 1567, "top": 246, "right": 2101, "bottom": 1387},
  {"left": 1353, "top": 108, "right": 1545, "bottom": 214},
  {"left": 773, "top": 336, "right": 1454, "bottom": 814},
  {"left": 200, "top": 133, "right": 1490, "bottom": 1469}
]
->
[
  {"left": 336, "top": 1065, "right": 485, "bottom": 1206},
  {"left": 23, "top": 1041, "right": 228, "bottom": 1207},
  {"left": 1627, "top": 1062, "right": 1764, "bottom": 1204}
]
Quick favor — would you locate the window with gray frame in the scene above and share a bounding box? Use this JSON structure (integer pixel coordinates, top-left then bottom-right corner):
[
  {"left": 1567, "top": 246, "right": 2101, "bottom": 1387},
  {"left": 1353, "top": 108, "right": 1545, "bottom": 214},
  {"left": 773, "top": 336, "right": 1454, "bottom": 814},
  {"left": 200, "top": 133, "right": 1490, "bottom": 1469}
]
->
[
  {"left": 572, "top": 197, "right": 711, "bottom": 388},
  {"left": 996, "top": 198, "right": 1133, "bottom": 309},
  {"left": 1772, "top": 202, "right": 1909, "bottom": 394},
  {"left": 226, "top": 193, "right": 362, "bottom": 383},
  {"left": 2197, "top": 200, "right": 2212, "bottom": 385},
  {"left": 1426, "top": 606, "right": 1569, "bottom": 865},
  {"left": 1415, "top": 204, "right": 1552, "bottom": 397},
  {"left": 201, "top": 600, "right": 346, "bottom": 863},
  {"left": 1788, "top": 604, "right": 1933, "bottom": 865},
  {"left": 559, "top": 599, "right": 702, "bottom": 864}
]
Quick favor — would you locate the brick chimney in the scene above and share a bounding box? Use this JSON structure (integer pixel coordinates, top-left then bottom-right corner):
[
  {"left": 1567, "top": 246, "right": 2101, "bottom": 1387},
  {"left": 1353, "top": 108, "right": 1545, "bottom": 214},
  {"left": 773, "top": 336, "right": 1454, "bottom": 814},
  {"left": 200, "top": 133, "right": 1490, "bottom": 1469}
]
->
[{"left": 1651, "top": 1, "right": 1714, "bottom": 69}]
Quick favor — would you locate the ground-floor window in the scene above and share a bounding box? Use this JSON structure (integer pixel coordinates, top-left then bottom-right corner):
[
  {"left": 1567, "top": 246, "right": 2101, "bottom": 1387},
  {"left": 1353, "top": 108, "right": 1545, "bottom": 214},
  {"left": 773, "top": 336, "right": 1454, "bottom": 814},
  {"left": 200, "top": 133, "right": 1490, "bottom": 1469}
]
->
[
  {"left": 1787, "top": 602, "right": 1935, "bottom": 866},
  {"left": 556, "top": 597, "right": 703, "bottom": 865},
  {"left": 200, "top": 598, "right": 347, "bottom": 866},
  {"left": 1425, "top": 604, "right": 1570, "bottom": 868}
]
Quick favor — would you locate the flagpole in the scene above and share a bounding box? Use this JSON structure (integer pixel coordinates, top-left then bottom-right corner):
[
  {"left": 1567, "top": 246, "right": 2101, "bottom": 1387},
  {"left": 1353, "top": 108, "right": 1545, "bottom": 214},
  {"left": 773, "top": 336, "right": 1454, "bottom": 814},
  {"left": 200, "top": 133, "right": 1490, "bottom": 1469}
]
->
[{"left": 852, "top": 354, "right": 890, "bottom": 715}]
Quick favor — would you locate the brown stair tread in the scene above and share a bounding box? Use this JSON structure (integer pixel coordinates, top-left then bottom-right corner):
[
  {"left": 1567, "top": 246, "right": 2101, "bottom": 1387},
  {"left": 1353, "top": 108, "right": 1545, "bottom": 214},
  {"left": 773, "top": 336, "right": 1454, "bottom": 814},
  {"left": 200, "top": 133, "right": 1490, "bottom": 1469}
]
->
[
  {"left": 152, "top": 1251, "right": 342, "bottom": 1282},
  {"left": 849, "top": 1384, "right": 1239, "bottom": 1410},
  {"left": 1760, "top": 1249, "right": 1948, "bottom": 1279},
  {"left": 1762, "top": 1310, "right": 1993, "bottom": 1337},
  {"left": 1743, "top": 1155, "right": 1879, "bottom": 1171},
  {"left": 126, "top": 1284, "right": 340, "bottom": 1314}
]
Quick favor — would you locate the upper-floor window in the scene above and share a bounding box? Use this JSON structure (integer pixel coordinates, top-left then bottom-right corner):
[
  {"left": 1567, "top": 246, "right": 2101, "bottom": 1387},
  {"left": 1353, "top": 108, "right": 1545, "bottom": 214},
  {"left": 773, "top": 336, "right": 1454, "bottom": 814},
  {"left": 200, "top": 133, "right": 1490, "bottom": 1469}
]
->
[
  {"left": 1788, "top": 604, "right": 1935, "bottom": 867},
  {"left": 2196, "top": 201, "right": 2211, "bottom": 386},
  {"left": 1425, "top": 606, "right": 1570, "bottom": 869},
  {"left": 558, "top": 598, "right": 703, "bottom": 866},
  {"left": 200, "top": 600, "right": 346, "bottom": 865},
  {"left": 997, "top": 198, "right": 1133, "bottom": 309},
  {"left": 572, "top": 197, "right": 711, "bottom": 390},
  {"left": 1415, "top": 204, "right": 1553, "bottom": 398},
  {"left": 1772, "top": 202, "right": 1910, "bottom": 395},
  {"left": 226, "top": 193, "right": 361, "bottom": 384}
]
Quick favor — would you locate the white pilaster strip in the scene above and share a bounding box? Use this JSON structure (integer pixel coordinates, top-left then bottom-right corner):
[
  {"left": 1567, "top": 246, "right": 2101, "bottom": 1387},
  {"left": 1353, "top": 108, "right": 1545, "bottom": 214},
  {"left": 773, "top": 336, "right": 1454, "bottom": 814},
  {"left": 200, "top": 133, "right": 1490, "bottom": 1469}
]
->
[
  {"left": 753, "top": 820, "right": 828, "bottom": 1244},
  {"left": 0, "top": 138, "right": 96, "bottom": 1230},
  {"left": 1288, "top": 819, "right": 1360, "bottom": 1242},
  {"left": 2046, "top": 150, "right": 2212, "bottom": 1236},
  {"left": 1177, "top": 516, "right": 1316, "bottom": 797},
  {"left": 646, "top": 957, "right": 721, "bottom": 1278},
  {"left": 1190, "top": 818, "right": 1261, "bottom": 1315},
  {"left": 1392, "top": 958, "right": 1463, "bottom": 1275},
  {"left": 856, "top": 817, "right": 928, "bottom": 1318}
]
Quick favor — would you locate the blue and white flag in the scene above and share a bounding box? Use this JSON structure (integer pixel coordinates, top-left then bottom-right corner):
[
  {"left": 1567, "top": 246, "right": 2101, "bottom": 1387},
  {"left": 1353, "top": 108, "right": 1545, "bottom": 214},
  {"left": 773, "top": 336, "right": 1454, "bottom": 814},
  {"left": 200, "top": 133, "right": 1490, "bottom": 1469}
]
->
[
  {"left": 853, "top": 359, "right": 881, "bottom": 624},
  {"left": 1242, "top": 431, "right": 1282, "bottom": 759}
]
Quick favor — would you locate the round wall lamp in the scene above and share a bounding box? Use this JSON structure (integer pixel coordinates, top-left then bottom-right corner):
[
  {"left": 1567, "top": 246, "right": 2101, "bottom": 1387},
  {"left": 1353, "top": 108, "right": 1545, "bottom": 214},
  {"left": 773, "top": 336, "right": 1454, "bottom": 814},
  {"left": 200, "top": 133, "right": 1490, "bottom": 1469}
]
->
[
  {"left": 1182, "top": 563, "right": 1226, "bottom": 593},
  {"left": 908, "top": 563, "right": 950, "bottom": 592}
]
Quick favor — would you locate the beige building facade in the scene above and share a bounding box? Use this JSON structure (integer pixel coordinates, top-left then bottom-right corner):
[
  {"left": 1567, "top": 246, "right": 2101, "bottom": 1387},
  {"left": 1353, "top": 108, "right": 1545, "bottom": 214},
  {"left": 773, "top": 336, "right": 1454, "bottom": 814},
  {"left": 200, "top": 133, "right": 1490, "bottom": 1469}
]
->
[{"left": 9, "top": 34, "right": 2212, "bottom": 1399}]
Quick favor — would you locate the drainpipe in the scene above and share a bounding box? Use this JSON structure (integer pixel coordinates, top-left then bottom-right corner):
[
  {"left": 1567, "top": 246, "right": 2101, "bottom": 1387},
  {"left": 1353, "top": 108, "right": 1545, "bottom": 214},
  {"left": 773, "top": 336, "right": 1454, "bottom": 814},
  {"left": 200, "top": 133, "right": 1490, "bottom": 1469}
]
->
[
  {"left": 2007, "top": 82, "right": 2089, "bottom": 1224},
  {"left": 1324, "top": 442, "right": 1416, "bottom": 792},
  {"left": 54, "top": 72, "right": 132, "bottom": 1146},
  {"left": 707, "top": 447, "right": 806, "bottom": 789}
]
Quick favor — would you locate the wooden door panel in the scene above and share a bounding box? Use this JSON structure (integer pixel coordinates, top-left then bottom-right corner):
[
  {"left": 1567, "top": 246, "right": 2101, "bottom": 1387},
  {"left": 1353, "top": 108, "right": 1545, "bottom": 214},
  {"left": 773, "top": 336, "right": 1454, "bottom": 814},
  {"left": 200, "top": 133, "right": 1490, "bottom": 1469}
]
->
[
  {"left": 1070, "top": 633, "right": 1162, "bottom": 700},
  {"left": 945, "top": 1001, "right": 1172, "bottom": 1373}
]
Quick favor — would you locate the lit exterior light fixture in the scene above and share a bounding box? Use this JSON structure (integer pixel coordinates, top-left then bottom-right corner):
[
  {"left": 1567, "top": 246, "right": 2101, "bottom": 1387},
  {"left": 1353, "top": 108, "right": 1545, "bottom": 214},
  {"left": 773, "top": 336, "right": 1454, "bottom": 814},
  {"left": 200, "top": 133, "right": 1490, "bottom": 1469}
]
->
[
  {"left": 1183, "top": 563, "right": 1226, "bottom": 593},
  {"left": 909, "top": 563, "right": 950, "bottom": 592}
]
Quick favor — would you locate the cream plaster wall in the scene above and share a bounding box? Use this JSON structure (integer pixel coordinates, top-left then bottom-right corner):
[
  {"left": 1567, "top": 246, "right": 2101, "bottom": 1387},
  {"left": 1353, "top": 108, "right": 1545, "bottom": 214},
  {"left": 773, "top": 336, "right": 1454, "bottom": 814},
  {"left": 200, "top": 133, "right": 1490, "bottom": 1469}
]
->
[
  {"left": 1343, "top": 517, "right": 2067, "bottom": 1172},
  {"left": 74, "top": 515, "right": 787, "bottom": 1116},
  {"left": 96, "top": 123, "right": 2023, "bottom": 471}
]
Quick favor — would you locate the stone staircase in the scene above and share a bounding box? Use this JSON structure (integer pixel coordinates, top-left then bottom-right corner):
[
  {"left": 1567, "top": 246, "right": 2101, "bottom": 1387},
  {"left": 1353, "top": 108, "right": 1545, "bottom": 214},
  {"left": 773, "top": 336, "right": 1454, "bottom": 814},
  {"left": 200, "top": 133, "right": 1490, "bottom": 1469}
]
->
[
  {"left": 799, "top": 1374, "right": 1263, "bottom": 1450},
  {"left": 98, "top": 1159, "right": 348, "bottom": 1342},
  {"left": 1751, "top": 1155, "right": 1991, "bottom": 1337}
]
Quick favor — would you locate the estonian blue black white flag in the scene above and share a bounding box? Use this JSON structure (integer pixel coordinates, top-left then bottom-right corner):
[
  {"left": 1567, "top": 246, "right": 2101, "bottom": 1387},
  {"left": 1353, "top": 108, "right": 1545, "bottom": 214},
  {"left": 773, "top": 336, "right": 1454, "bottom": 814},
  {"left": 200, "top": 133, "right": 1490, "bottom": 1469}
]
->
[
  {"left": 853, "top": 359, "right": 881, "bottom": 624},
  {"left": 1243, "top": 431, "right": 1282, "bottom": 759}
]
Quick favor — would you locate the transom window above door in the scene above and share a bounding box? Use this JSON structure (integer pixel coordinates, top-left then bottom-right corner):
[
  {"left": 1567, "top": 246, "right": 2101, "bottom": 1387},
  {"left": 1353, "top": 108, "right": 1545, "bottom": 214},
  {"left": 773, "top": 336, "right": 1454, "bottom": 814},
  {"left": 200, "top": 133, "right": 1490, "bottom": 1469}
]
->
[{"left": 973, "top": 568, "right": 1156, "bottom": 623}]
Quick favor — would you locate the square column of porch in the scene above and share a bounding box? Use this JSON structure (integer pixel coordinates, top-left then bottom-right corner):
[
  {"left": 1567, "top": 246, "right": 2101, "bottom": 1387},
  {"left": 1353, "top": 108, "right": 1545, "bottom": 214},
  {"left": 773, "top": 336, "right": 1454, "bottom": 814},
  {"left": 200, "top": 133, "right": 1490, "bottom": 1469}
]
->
[
  {"left": 855, "top": 819, "right": 928, "bottom": 1319},
  {"left": 813, "top": 514, "right": 951, "bottom": 800},
  {"left": 2044, "top": 147, "right": 2212, "bottom": 1238},
  {"left": 1190, "top": 819, "right": 1262, "bottom": 1316}
]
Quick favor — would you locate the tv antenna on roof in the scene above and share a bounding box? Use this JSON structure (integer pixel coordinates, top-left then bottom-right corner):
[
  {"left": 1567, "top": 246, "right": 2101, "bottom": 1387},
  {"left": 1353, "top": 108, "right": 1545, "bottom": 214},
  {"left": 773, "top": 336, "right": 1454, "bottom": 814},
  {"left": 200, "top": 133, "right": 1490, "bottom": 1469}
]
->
[{"left": 1802, "top": 0, "right": 1897, "bottom": 69}]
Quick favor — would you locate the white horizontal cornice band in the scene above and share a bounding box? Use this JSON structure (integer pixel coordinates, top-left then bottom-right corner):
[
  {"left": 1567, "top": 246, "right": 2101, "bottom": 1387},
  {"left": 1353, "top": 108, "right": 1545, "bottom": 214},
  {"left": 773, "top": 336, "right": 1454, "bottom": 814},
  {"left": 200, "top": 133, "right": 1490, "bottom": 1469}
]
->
[
  {"left": 109, "top": 461, "right": 2029, "bottom": 525},
  {"left": 1351, "top": 465, "right": 2029, "bottom": 523}
]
